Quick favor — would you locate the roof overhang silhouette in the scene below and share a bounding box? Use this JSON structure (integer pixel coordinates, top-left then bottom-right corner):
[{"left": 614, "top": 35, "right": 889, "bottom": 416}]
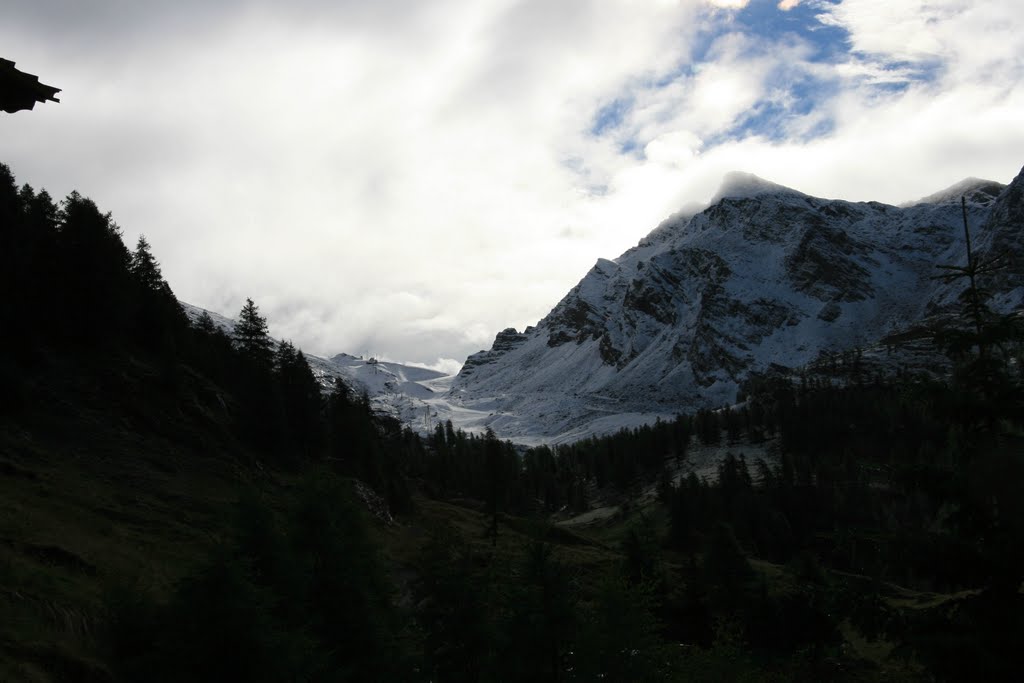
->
[{"left": 1, "top": 58, "right": 60, "bottom": 113}]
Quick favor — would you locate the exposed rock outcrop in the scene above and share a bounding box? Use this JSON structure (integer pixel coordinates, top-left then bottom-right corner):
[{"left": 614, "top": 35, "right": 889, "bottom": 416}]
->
[{"left": 450, "top": 169, "right": 1024, "bottom": 441}]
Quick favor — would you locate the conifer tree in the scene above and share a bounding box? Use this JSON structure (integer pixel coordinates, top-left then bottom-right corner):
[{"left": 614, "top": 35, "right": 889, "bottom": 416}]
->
[
  {"left": 195, "top": 311, "right": 217, "bottom": 335},
  {"left": 935, "top": 197, "right": 1023, "bottom": 419},
  {"left": 275, "top": 341, "right": 324, "bottom": 458},
  {"left": 503, "top": 540, "right": 576, "bottom": 682},
  {"left": 25, "top": 188, "right": 58, "bottom": 235},
  {"left": 56, "top": 191, "right": 134, "bottom": 342},
  {"left": 130, "top": 235, "right": 165, "bottom": 293},
  {"left": 931, "top": 198, "right": 1024, "bottom": 597},
  {"left": 234, "top": 297, "right": 273, "bottom": 366},
  {"left": 485, "top": 427, "right": 502, "bottom": 545},
  {"left": 274, "top": 339, "right": 297, "bottom": 372}
]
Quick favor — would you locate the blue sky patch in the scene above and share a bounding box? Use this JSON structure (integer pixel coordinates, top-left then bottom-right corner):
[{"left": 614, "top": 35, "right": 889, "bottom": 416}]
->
[
  {"left": 725, "top": 62, "right": 842, "bottom": 143},
  {"left": 732, "top": 0, "right": 848, "bottom": 62},
  {"left": 590, "top": 96, "right": 634, "bottom": 136},
  {"left": 584, "top": 0, "right": 946, "bottom": 164},
  {"left": 586, "top": 0, "right": 853, "bottom": 154},
  {"left": 694, "top": 0, "right": 850, "bottom": 144},
  {"left": 863, "top": 58, "right": 945, "bottom": 92}
]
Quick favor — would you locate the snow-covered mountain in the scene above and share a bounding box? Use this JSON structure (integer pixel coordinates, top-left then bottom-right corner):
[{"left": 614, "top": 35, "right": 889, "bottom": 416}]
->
[
  {"left": 179, "top": 165, "right": 1022, "bottom": 446},
  {"left": 449, "top": 165, "right": 1023, "bottom": 442}
]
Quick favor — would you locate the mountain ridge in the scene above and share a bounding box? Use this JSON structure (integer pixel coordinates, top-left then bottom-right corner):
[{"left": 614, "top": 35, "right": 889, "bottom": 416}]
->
[
  {"left": 181, "top": 167, "right": 1022, "bottom": 445},
  {"left": 448, "top": 165, "right": 1024, "bottom": 442}
]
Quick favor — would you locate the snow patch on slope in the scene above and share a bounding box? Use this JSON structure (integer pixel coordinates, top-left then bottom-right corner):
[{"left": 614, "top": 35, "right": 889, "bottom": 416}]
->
[
  {"left": 449, "top": 167, "right": 1024, "bottom": 444},
  {"left": 904, "top": 177, "right": 1006, "bottom": 207},
  {"left": 181, "top": 166, "right": 1024, "bottom": 447}
]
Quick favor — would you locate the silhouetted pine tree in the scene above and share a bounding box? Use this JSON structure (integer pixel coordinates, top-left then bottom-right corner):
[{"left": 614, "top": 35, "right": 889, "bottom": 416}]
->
[
  {"left": 56, "top": 191, "right": 133, "bottom": 344},
  {"left": 129, "top": 235, "right": 186, "bottom": 351},
  {"left": 233, "top": 298, "right": 274, "bottom": 366},
  {"left": 485, "top": 427, "right": 502, "bottom": 545},
  {"left": 274, "top": 341, "right": 324, "bottom": 458},
  {"left": 130, "top": 235, "right": 164, "bottom": 292},
  {"left": 194, "top": 311, "right": 217, "bottom": 336}
]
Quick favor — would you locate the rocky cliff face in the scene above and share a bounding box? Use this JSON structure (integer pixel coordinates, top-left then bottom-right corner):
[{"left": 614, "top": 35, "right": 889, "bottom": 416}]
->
[{"left": 450, "top": 167, "right": 1024, "bottom": 442}]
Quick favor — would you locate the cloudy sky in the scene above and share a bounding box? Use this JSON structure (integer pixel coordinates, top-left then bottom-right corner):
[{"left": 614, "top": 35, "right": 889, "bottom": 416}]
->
[{"left": 3, "top": 0, "right": 1023, "bottom": 372}]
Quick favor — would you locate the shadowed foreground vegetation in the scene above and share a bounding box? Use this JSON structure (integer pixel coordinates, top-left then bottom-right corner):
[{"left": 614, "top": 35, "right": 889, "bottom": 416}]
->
[{"left": 2, "top": 161, "right": 1022, "bottom": 681}]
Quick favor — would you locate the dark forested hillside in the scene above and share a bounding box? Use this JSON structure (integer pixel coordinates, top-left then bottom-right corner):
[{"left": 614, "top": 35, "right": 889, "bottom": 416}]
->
[
  {"left": 0, "top": 162, "right": 421, "bottom": 680},
  {"left": 2, "top": 160, "right": 1022, "bottom": 682}
]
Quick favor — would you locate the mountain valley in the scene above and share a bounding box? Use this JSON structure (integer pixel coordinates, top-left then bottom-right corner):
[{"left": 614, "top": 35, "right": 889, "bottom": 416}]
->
[{"left": 203, "top": 166, "right": 1023, "bottom": 444}]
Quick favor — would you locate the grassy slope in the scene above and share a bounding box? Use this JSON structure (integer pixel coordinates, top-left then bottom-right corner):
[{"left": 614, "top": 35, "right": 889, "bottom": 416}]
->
[
  {"left": 0, "top": 349, "right": 623, "bottom": 681},
  {"left": 0, "top": 352, "right": 258, "bottom": 681},
  {"left": 1, "top": 350, "right": 943, "bottom": 682}
]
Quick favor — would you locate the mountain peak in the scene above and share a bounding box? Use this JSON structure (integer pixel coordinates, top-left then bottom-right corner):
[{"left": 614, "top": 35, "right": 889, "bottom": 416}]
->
[
  {"left": 450, "top": 161, "right": 1024, "bottom": 443},
  {"left": 905, "top": 177, "right": 1005, "bottom": 207},
  {"left": 709, "top": 171, "right": 806, "bottom": 204}
]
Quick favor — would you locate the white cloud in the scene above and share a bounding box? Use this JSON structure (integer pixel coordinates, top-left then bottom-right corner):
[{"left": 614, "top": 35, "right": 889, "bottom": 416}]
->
[
  {"left": 818, "top": 0, "right": 1024, "bottom": 83},
  {"left": 1, "top": 0, "right": 1022, "bottom": 367},
  {"left": 645, "top": 130, "right": 702, "bottom": 166},
  {"left": 705, "top": 0, "right": 750, "bottom": 8}
]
